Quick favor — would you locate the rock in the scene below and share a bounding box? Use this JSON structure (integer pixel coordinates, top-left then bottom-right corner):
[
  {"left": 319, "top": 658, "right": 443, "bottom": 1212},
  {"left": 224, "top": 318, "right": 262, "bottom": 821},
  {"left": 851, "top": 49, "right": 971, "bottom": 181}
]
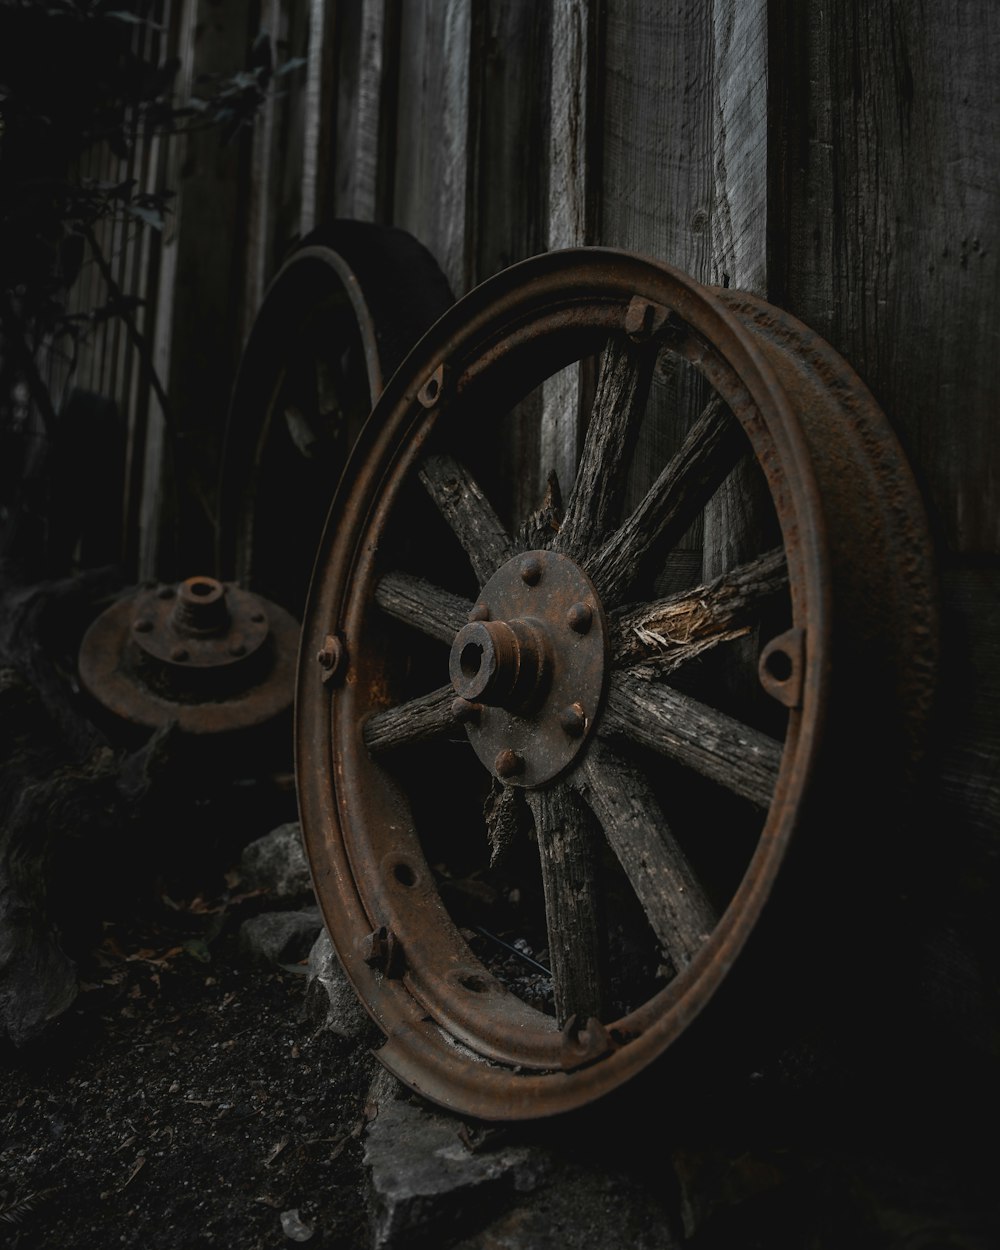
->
[
  {"left": 239, "top": 907, "right": 323, "bottom": 965},
  {"left": 239, "top": 822, "right": 312, "bottom": 898},
  {"left": 452, "top": 1165, "right": 681, "bottom": 1250},
  {"left": 279, "top": 1209, "right": 314, "bottom": 1242},
  {"left": 364, "top": 1096, "right": 550, "bottom": 1250},
  {"left": 303, "top": 930, "right": 374, "bottom": 1041}
]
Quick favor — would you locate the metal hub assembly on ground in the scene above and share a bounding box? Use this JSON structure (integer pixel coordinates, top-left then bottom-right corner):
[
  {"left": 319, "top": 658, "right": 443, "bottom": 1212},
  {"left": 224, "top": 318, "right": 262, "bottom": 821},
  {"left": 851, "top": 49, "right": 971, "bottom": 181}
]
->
[
  {"left": 79, "top": 575, "right": 299, "bottom": 733},
  {"left": 217, "top": 221, "right": 453, "bottom": 615},
  {"left": 295, "top": 248, "right": 937, "bottom": 1119}
]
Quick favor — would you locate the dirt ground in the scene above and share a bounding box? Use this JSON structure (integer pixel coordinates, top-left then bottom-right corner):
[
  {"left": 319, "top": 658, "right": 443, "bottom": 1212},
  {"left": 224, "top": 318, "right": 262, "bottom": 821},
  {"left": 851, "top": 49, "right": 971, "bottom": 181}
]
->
[
  {"left": 1, "top": 883, "right": 375, "bottom": 1249},
  {"left": 2, "top": 769, "right": 999, "bottom": 1250}
]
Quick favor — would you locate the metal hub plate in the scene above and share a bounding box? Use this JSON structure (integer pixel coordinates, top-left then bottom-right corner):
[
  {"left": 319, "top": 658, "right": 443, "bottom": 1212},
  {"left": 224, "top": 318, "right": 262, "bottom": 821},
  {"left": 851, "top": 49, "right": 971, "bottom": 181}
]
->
[
  {"left": 79, "top": 576, "right": 299, "bottom": 734},
  {"left": 448, "top": 550, "right": 606, "bottom": 787}
]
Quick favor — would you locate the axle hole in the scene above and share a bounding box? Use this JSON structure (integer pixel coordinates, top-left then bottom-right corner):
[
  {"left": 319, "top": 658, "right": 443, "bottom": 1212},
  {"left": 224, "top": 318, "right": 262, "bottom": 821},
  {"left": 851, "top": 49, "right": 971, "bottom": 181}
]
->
[
  {"left": 393, "top": 862, "right": 416, "bottom": 887},
  {"left": 459, "top": 974, "right": 489, "bottom": 994},
  {"left": 765, "top": 649, "right": 793, "bottom": 682},
  {"left": 461, "top": 642, "right": 484, "bottom": 679},
  {"left": 190, "top": 580, "right": 214, "bottom": 597}
]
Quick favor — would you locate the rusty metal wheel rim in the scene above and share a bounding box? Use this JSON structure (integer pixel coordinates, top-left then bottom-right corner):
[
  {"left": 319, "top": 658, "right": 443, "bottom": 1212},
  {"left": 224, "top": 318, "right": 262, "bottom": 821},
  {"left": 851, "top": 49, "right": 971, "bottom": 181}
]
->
[
  {"left": 218, "top": 224, "right": 454, "bottom": 615},
  {"left": 296, "top": 248, "right": 934, "bottom": 1120}
]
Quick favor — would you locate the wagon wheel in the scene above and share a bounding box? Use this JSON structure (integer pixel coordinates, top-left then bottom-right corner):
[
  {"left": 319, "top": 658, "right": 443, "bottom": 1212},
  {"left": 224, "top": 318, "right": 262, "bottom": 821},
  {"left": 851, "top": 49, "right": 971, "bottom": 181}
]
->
[
  {"left": 217, "top": 221, "right": 454, "bottom": 615},
  {"left": 296, "top": 249, "right": 936, "bottom": 1120}
]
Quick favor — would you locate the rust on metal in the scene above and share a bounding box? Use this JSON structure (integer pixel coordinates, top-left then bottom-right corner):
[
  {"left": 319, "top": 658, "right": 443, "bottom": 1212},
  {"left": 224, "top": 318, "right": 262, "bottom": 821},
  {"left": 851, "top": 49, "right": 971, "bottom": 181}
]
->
[
  {"left": 758, "top": 626, "right": 805, "bottom": 708},
  {"left": 448, "top": 549, "right": 607, "bottom": 787},
  {"left": 79, "top": 575, "right": 299, "bottom": 734},
  {"left": 293, "top": 247, "right": 938, "bottom": 1121},
  {"left": 418, "top": 363, "right": 447, "bottom": 409}
]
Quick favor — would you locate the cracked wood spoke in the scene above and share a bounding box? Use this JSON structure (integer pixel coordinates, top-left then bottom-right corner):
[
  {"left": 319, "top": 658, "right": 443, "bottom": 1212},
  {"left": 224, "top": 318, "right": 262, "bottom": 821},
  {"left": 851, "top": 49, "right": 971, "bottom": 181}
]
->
[
  {"left": 612, "top": 547, "right": 787, "bottom": 671},
  {"left": 516, "top": 470, "right": 563, "bottom": 551},
  {"left": 556, "top": 337, "right": 654, "bottom": 559},
  {"left": 603, "top": 670, "right": 782, "bottom": 810},
  {"left": 526, "top": 785, "right": 608, "bottom": 1027},
  {"left": 484, "top": 781, "right": 528, "bottom": 868},
  {"left": 588, "top": 395, "right": 747, "bottom": 606},
  {"left": 573, "top": 740, "right": 717, "bottom": 968},
  {"left": 375, "top": 571, "right": 472, "bottom": 644},
  {"left": 418, "top": 453, "right": 516, "bottom": 585},
  {"left": 363, "top": 685, "right": 455, "bottom": 753}
]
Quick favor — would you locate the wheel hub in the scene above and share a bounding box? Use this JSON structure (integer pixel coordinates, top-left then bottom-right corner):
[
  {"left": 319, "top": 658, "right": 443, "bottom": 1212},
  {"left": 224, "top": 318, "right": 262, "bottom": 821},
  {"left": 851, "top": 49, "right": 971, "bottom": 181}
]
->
[
  {"left": 447, "top": 550, "right": 606, "bottom": 787},
  {"left": 79, "top": 575, "right": 300, "bottom": 733}
]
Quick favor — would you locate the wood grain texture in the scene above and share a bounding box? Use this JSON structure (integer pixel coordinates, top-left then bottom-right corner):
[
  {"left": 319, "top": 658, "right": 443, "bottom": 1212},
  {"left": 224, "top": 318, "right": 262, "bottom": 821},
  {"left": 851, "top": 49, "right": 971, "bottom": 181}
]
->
[
  {"left": 332, "top": 0, "right": 398, "bottom": 224},
  {"left": 574, "top": 739, "right": 717, "bottom": 967},
  {"left": 526, "top": 785, "right": 608, "bottom": 1025},
  {"left": 483, "top": 781, "right": 526, "bottom": 868},
  {"left": 541, "top": 0, "right": 600, "bottom": 502},
  {"left": 374, "top": 572, "right": 471, "bottom": 644},
  {"left": 515, "top": 470, "right": 563, "bottom": 551},
  {"left": 710, "top": 0, "right": 768, "bottom": 292},
  {"left": 300, "top": 0, "right": 336, "bottom": 232},
  {"left": 363, "top": 685, "right": 455, "bottom": 753},
  {"left": 393, "top": 0, "right": 472, "bottom": 294},
  {"left": 703, "top": 0, "right": 772, "bottom": 624},
  {"left": 467, "top": 0, "right": 550, "bottom": 286},
  {"left": 465, "top": 1, "right": 552, "bottom": 526},
  {"left": 613, "top": 547, "right": 787, "bottom": 670},
  {"left": 777, "top": 0, "right": 1000, "bottom": 552},
  {"left": 418, "top": 453, "right": 516, "bottom": 586},
  {"left": 587, "top": 396, "right": 745, "bottom": 606},
  {"left": 556, "top": 337, "right": 654, "bottom": 560},
  {"left": 603, "top": 670, "right": 782, "bottom": 810}
]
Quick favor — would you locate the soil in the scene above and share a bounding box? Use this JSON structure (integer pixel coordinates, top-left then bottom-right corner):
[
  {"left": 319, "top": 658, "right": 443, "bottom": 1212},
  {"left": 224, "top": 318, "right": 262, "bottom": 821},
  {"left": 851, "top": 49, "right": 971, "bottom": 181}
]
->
[{"left": 1, "top": 887, "right": 375, "bottom": 1249}]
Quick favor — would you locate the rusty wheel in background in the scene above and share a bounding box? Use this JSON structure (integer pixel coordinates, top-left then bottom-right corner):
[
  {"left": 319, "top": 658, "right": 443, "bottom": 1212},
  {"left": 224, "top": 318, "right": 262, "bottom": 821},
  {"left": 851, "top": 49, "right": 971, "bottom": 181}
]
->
[
  {"left": 296, "top": 249, "right": 936, "bottom": 1120},
  {"left": 217, "top": 221, "right": 454, "bottom": 616}
]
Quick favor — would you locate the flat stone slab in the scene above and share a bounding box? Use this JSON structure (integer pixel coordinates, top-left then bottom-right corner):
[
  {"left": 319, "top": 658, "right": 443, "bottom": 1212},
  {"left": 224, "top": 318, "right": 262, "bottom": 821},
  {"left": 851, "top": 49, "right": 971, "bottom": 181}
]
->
[{"left": 364, "top": 1095, "right": 550, "bottom": 1250}]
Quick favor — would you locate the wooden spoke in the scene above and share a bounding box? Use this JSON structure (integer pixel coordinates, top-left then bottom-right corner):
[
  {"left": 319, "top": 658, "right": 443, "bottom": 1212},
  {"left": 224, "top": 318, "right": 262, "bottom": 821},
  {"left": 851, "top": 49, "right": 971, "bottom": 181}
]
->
[
  {"left": 363, "top": 685, "right": 455, "bottom": 753},
  {"left": 572, "top": 740, "right": 717, "bottom": 968},
  {"left": 555, "top": 337, "right": 655, "bottom": 560},
  {"left": 526, "top": 785, "right": 608, "bottom": 1026},
  {"left": 515, "top": 470, "right": 563, "bottom": 551},
  {"left": 612, "top": 547, "right": 787, "bottom": 672},
  {"left": 602, "top": 670, "right": 782, "bottom": 810},
  {"left": 418, "top": 453, "right": 516, "bottom": 585},
  {"left": 484, "top": 781, "right": 528, "bottom": 868},
  {"left": 587, "top": 395, "right": 747, "bottom": 606},
  {"left": 374, "top": 571, "right": 472, "bottom": 644}
]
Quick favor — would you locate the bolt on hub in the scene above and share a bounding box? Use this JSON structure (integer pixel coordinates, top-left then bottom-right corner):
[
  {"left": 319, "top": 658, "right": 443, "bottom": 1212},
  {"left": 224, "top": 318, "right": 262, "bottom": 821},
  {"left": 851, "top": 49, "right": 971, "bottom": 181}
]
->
[{"left": 447, "top": 549, "right": 606, "bottom": 787}]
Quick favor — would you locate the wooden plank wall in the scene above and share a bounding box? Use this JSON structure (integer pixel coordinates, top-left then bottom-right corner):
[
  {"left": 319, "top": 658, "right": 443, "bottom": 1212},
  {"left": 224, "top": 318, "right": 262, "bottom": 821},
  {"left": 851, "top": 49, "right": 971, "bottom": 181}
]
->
[
  {"left": 54, "top": 1, "right": 998, "bottom": 1036},
  {"left": 287, "top": 0, "right": 997, "bottom": 1054}
]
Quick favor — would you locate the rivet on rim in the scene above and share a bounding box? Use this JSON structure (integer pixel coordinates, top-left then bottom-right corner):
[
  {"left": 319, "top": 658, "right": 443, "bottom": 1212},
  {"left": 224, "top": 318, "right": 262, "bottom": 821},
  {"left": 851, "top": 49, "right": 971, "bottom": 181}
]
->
[
  {"left": 624, "top": 295, "right": 669, "bottom": 342},
  {"left": 559, "top": 1015, "right": 614, "bottom": 1070},
  {"left": 520, "top": 557, "right": 543, "bottom": 586},
  {"left": 360, "top": 926, "right": 403, "bottom": 978},
  {"left": 316, "top": 634, "right": 347, "bottom": 685}
]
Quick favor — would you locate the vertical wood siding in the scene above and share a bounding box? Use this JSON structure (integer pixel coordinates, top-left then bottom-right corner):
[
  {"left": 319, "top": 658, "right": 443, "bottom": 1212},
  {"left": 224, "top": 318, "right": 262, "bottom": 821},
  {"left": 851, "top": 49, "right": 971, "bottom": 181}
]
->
[{"left": 52, "top": 1, "right": 998, "bottom": 884}]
